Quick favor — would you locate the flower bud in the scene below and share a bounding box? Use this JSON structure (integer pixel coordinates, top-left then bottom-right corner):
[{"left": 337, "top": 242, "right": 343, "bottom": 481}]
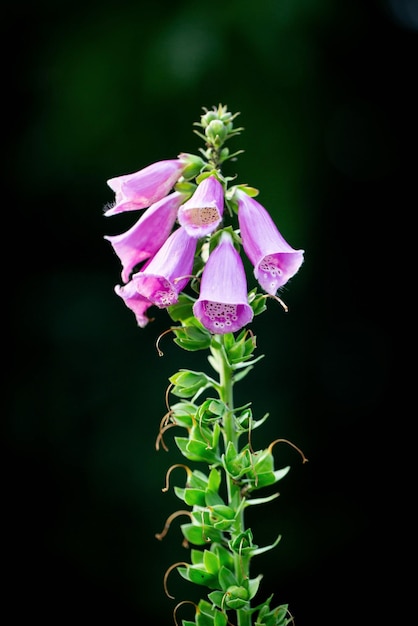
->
[
  {"left": 205, "top": 119, "right": 228, "bottom": 145},
  {"left": 178, "top": 152, "right": 205, "bottom": 180},
  {"left": 200, "top": 110, "right": 219, "bottom": 127},
  {"left": 227, "top": 586, "right": 249, "bottom": 600}
]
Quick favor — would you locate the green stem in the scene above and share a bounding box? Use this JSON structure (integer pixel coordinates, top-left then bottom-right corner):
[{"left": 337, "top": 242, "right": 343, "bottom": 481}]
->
[{"left": 215, "top": 335, "right": 252, "bottom": 626}]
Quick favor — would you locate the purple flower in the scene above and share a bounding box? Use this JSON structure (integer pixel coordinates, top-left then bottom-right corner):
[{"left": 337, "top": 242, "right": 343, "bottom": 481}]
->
[
  {"left": 177, "top": 176, "right": 224, "bottom": 238},
  {"left": 132, "top": 227, "right": 197, "bottom": 308},
  {"left": 104, "top": 191, "right": 187, "bottom": 283},
  {"left": 105, "top": 158, "right": 187, "bottom": 216},
  {"left": 114, "top": 281, "right": 153, "bottom": 328},
  {"left": 193, "top": 231, "right": 253, "bottom": 334},
  {"left": 236, "top": 189, "right": 304, "bottom": 295}
]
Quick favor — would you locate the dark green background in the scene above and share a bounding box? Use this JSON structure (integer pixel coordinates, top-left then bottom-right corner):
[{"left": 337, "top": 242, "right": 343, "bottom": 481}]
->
[{"left": 7, "top": 0, "right": 413, "bottom": 623}]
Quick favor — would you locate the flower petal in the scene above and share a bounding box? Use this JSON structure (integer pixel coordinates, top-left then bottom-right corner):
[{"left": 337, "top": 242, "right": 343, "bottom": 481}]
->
[
  {"left": 114, "top": 281, "right": 153, "bottom": 327},
  {"left": 236, "top": 190, "right": 304, "bottom": 295},
  {"left": 177, "top": 176, "right": 224, "bottom": 238},
  {"left": 193, "top": 232, "right": 253, "bottom": 334},
  {"left": 133, "top": 227, "right": 197, "bottom": 308},
  {"left": 104, "top": 191, "right": 187, "bottom": 283},
  {"left": 105, "top": 159, "right": 186, "bottom": 216}
]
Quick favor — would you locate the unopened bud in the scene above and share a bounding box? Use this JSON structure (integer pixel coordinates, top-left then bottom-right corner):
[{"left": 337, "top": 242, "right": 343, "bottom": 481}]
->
[
  {"left": 205, "top": 120, "right": 228, "bottom": 145},
  {"left": 200, "top": 110, "right": 218, "bottom": 127}
]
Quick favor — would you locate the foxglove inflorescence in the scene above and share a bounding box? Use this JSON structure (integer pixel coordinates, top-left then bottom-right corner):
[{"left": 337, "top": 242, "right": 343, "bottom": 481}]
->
[
  {"left": 105, "top": 105, "right": 306, "bottom": 626},
  {"left": 105, "top": 106, "right": 304, "bottom": 332}
]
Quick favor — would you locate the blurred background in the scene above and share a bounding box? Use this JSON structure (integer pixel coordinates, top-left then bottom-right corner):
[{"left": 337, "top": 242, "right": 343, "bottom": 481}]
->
[{"left": 6, "top": 0, "right": 415, "bottom": 623}]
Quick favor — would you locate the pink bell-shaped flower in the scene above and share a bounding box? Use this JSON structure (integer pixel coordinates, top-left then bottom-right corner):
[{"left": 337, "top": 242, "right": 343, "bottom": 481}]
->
[
  {"left": 114, "top": 281, "right": 153, "bottom": 328},
  {"left": 105, "top": 158, "right": 187, "bottom": 216},
  {"left": 132, "top": 227, "right": 197, "bottom": 308},
  {"left": 104, "top": 191, "right": 187, "bottom": 283},
  {"left": 177, "top": 175, "right": 224, "bottom": 238},
  {"left": 193, "top": 231, "right": 253, "bottom": 334},
  {"left": 236, "top": 189, "right": 304, "bottom": 295}
]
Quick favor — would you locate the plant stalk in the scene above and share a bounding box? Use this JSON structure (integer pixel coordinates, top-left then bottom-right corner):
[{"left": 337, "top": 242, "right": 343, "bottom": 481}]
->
[{"left": 216, "top": 335, "right": 252, "bottom": 626}]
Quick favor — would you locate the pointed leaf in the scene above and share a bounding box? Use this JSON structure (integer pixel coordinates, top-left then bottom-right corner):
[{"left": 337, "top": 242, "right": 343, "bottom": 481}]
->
[
  {"left": 184, "top": 488, "right": 207, "bottom": 506},
  {"left": 208, "top": 468, "right": 221, "bottom": 492},
  {"left": 208, "top": 590, "right": 225, "bottom": 609},
  {"left": 218, "top": 565, "right": 238, "bottom": 591},
  {"left": 248, "top": 574, "right": 263, "bottom": 599},
  {"left": 214, "top": 610, "right": 228, "bottom": 626},
  {"left": 251, "top": 534, "right": 282, "bottom": 556},
  {"left": 203, "top": 549, "right": 220, "bottom": 574}
]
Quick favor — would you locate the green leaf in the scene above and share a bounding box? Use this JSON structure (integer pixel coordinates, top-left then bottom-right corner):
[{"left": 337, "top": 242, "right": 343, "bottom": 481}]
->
[
  {"left": 184, "top": 488, "right": 207, "bottom": 506},
  {"left": 248, "top": 574, "right": 263, "bottom": 599},
  {"left": 197, "top": 600, "right": 216, "bottom": 615},
  {"left": 213, "top": 544, "right": 234, "bottom": 570},
  {"left": 244, "top": 493, "right": 280, "bottom": 506},
  {"left": 187, "top": 439, "right": 220, "bottom": 464},
  {"left": 174, "top": 436, "right": 220, "bottom": 463},
  {"left": 191, "top": 549, "right": 204, "bottom": 565},
  {"left": 179, "top": 565, "right": 219, "bottom": 589},
  {"left": 167, "top": 293, "right": 195, "bottom": 321},
  {"left": 169, "top": 370, "right": 214, "bottom": 398},
  {"left": 196, "top": 398, "right": 227, "bottom": 423},
  {"left": 273, "top": 466, "right": 291, "bottom": 482},
  {"left": 173, "top": 321, "right": 212, "bottom": 351},
  {"left": 190, "top": 470, "right": 210, "bottom": 489},
  {"left": 224, "top": 440, "right": 238, "bottom": 464},
  {"left": 205, "top": 490, "right": 225, "bottom": 507},
  {"left": 174, "top": 437, "right": 204, "bottom": 462},
  {"left": 169, "top": 401, "right": 196, "bottom": 428},
  {"left": 173, "top": 486, "right": 186, "bottom": 502},
  {"left": 209, "top": 504, "right": 235, "bottom": 520},
  {"left": 196, "top": 613, "right": 214, "bottom": 626},
  {"left": 246, "top": 465, "right": 291, "bottom": 490},
  {"left": 232, "top": 365, "right": 254, "bottom": 383},
  {"left": 203, "top": 549, "right": 220, "bottom": 574},
  {"left": 180, "top": 523, "right": 208, "bottom": 546},
  {"left": 251, "top": 534, "right": 282, "bottom": 556},
  {"left": 174, "top": 180, "right": 196, "bottom": 194},
  {"left": 207, "top": 590, "right": 225, "bottom": 609},
  {"left": 207, "top": 468, "right": 221, "bottom": 492},
  {"left": 236, "top": 184, "right": 259, "bottom": 198},
  {"left": 218, "top": 566, "right": 238, "bottom": 591},
  {"left": 213, "top": 610, "right": 228, "bottom": 626},
  {"left": 213, "top": 518, "right": 235, "bottom": 531},
  {"left": 255, "top": 602, "right": 290, "bottom": 626},
  {"left": 187, "top": 514, "right": 225, "bottom": 544}
]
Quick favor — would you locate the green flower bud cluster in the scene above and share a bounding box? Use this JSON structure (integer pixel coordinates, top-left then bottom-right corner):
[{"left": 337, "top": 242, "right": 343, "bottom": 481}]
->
[{"left": 193, "top": 103, "right": 245, "bottom": 168}]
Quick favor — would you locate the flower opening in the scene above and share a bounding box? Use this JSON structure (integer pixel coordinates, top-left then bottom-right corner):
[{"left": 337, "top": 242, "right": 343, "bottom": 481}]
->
[
  {"left": 105, "top": 158, "right": 187, "bottom": 216},
  {"left": 177, "top": 176, "right": 224, "bottom": 238},
  {"left": 193, "top": 231, "right": 253, "bottom": 334},
  {"left": 133, "top": 227, "right": 197, "bottom": 308},
  {"left": 236, "top": 189, "right": 304, "bottom": 295}
]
